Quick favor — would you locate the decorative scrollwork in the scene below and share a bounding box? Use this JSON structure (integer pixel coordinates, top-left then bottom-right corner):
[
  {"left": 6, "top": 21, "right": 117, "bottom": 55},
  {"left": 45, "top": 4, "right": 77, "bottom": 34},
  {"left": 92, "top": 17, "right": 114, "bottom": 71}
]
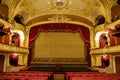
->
[{"left": 26, "top": 14, "right": 93, "bottom": 26}]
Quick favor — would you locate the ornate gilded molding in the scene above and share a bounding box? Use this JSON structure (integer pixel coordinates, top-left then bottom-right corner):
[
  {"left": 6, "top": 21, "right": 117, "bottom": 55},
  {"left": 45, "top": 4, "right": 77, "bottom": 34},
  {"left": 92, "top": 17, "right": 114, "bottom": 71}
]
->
[
  {"left": 90, "top": 45, "right": 120, "bottom": 55},
  {"left": 0, "top": 43, "right": 29, "bottom": 54},
  {"left": 26, "top": 14, "right": 93, "bottom": 26},
  {"left": 31, "top": 58, "right": 88, "bottom": 64},
  {"left": 0, "top": 19, "right": 12, "bottom": 28},
  {"left": 95, "top": 20, "right": 120, "bottom": 33}
]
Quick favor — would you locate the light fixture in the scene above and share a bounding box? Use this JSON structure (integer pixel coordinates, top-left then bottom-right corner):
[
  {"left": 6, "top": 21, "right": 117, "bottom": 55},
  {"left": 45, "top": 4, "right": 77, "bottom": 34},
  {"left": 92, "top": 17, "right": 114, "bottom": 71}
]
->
[
  {"left": 56, "top": 0, "right": 63, "bottom": 6},
  {"left": 51, "top": 0, "right": 68, "bottom": 10}
]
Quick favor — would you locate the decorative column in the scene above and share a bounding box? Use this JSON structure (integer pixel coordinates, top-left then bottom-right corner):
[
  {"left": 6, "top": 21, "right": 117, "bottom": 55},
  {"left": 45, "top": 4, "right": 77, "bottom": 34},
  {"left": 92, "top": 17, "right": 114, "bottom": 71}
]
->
[
  {"left": 5, "top": 54, "right": 11, "bottom": 72},
  {"left": 24, "top": 27, "right": 30, "bottom": 48},
  {"left": 90, "top": 27, "right": 96, "bottom": 49},
  {"left": 18, "top": 54, "right": 23, "bottom": 65},
  {"left": 23, "top": 54, "right": 28, "bottom": 66},
  {"left": 91, "top": 55, "right": 96, "bottom": 67}
]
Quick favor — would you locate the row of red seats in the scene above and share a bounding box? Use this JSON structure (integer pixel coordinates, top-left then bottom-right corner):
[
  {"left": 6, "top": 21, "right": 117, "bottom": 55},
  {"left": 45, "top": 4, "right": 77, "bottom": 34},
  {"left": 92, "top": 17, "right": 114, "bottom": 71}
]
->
[
  {"left": 70, "top": 76, "right": 120, "bottom": 80},
  {"left": 0, "top": 71, "right": 53, "bottom": 80},
  {"left": 65, "top": 72, "right": 120, "bottom": 80},
  {"left": 0, "top": 76, "right": 48, "bottom": 80}
]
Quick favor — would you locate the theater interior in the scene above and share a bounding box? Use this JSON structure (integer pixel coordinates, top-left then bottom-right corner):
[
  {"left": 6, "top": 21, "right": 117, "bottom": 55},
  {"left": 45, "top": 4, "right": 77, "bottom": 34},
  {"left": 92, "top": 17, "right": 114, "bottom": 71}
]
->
[{"left": 0, "top": 0, "right": 120, "bottom": 80}]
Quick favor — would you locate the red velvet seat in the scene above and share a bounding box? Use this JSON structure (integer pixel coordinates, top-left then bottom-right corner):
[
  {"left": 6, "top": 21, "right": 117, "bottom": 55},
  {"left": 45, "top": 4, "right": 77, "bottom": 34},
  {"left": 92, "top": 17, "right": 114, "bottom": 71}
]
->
[{"left": 0, "top": 71, "right": 53, "bottom": 80}]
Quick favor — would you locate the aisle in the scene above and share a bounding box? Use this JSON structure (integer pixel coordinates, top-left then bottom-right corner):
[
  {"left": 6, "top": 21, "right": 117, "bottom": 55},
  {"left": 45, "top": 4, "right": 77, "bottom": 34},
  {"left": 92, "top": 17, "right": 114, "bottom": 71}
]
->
[{"left": 53, "top": 73, "right": 65, "bottom": 80}]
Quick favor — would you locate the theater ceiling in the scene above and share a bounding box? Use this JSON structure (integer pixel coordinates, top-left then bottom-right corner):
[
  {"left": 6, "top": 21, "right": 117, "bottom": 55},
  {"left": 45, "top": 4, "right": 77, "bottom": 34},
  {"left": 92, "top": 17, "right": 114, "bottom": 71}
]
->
[{"left": 2, "top": 0, "right": 118, "bottom": 27}]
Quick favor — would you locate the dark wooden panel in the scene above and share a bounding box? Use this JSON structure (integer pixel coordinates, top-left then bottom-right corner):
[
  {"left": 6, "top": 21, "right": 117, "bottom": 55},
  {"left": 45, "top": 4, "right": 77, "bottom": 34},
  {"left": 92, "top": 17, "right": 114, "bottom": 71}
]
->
[{"left": 0, "top": 55, "right": 5, "bottom": 72}]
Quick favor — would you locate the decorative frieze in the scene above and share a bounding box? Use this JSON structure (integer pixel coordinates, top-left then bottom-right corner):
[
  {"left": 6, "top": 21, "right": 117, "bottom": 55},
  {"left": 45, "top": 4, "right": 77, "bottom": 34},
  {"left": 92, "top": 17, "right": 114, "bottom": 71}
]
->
[
  {"left": 26, "top": 14, "right": 93, "bottom": 26},
  {"left": 31, "top": 58, "right": 87, "bottom": 64}
]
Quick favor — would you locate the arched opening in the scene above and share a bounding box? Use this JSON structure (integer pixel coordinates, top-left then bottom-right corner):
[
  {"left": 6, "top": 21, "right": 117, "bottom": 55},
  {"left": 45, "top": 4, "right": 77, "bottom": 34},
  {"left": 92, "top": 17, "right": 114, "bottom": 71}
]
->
[
  {"left": 11, "top": 33, "right": 20, "bottom": 46},
  {"left": 14, "top": 14, "right": 24, "bottom": 25},
  {"left": 9, "top": 54, "right": 18, "bottom": 66},
  {"left": 101, "top": 55, "right": 110, "bottom": 67},
  {"left": 95, "top": 15, "right": 105, "bottom": 26},
  {"left": 99, "top": 34, "right": 108, "bottom": 48}
]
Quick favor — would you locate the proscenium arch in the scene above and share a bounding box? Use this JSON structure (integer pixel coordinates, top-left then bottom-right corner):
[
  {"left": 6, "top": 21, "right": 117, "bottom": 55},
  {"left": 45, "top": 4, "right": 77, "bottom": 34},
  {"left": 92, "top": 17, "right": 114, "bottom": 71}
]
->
[
  {"left": 28, "top": 22, "right": 92, "bottom": 65},
  {"left": 27, "top": 20, "right": 94, "bottom": 45},
  {"left": 24, "top": 21, "right": 94, "bottom": 52}
]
